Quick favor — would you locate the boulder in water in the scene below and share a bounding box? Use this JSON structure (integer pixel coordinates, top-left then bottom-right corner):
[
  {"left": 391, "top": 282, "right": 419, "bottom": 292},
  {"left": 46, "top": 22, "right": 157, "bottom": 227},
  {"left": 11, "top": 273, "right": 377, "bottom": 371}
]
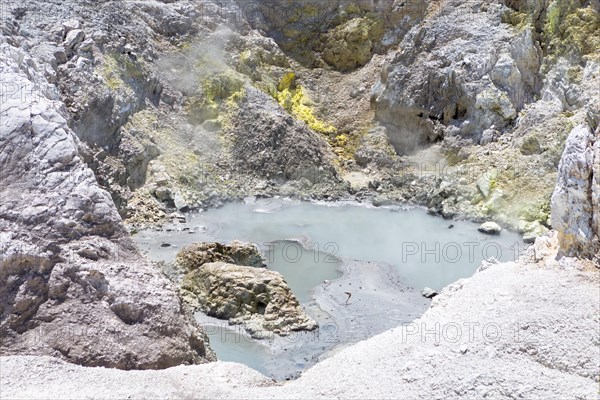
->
[
  {"left": 181, "top": 262, "right": 317, "bottom": 338},
  {"left": 176, "top": 241, "right": 266, "bottom": 271},
  {"left": 478, "top": 222, "right": 502, "bottom": 235},
  {"left": 421, "top": 287, "right": 438, "bottom": 299}
]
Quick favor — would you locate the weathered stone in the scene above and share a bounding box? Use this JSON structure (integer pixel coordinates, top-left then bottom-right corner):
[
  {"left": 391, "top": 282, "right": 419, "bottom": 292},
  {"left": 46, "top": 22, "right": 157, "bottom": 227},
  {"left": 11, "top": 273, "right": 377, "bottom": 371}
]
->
[
  {"left": 476, "top": 169, "right": 499, "bottom": 199},
  {"left": 154, "top": 186, "right": 172, "bottom": 202},
  {"left": 480, "top": 128, "right": 500, "bottom": 145},
  {"left": 0, "top": 42, "right": 214, "bottom": 369},
  {"left": 475, "top": 88, "right": 517, "bottom": 121},
  {"left": 592, "top": 133, "right": 600, "bottom": 261},
  {"left": 551, "top": 124, "right": 598, "bottom": 258},
  {"left": 53, "top": 49, "right": 68, "bottom": 64},
  {"left": 484, "top": 189, "right": 506, "bottom": 214},
  {"left": 519, "top": 220, "right": 550, "bottom": 244},
  {"left": 478, "top": 221, "right": 503, "bottom": 235},
  {"left": 243, "top": 0, "right": 413, "bottom": 68},
  {"left": 173, "top": 191, "right": 189, "bottom": 211},
  {"left": 78, "top": 38, "right": 94, "bottom": 52},
  {"left": 520, "top": 135, "right": 543, "bottom": 155},
  {"left": 176, "top": 241, "right": 266, "bottom": 271},
  {"left": 372, "top": 4, "right": 541, "bottom": 152},
  {"left": 321, "top": 17, "right": 382, "bottom": 71},
  {"left": 229, "top": 87, "right": 338, "bottom": 185},
  {"left": 63, "top": 29, "right": 85, "bottom": 50},
  {"left": 421, "top": 287, "right": 438, "bottom": 299},
  {"left": 372, "top": 195, "right": 394, "bottom": 207},
  {"left": 62, "top": 19, "right": 81, "bottom": 32},
  {"left": 181, "top": 262, "right": 317, "bottom": 338},
  {"left": 354, "top": 127, "right": 396, "bottom": 168}
]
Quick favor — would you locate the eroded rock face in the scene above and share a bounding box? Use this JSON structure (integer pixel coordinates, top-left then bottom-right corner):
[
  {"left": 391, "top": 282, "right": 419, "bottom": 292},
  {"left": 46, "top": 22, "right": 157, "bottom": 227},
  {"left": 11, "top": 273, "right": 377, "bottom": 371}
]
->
[
  {"left": 0, "top": 40, "right": 214, "bottom": 369},
  {"left": 176, "top": 241, "right": 265, "bottom": 271},
  {"left": 181, "top": 262, "right": 317, "bottom": 338},
  {"left": 593, "top": 136, "right": 600, "bottom": 258},
  {"left": 371, "top": 1, "right": 542, "bottom": 154},
  {"left": 229, "top": 87, "right": 338, "bottom": 185},
  {"left": 551, "top": 124, "right": 599, "bottom": 259},
  {"left": 321, "top": 17, "right": 382, "bottom": 72},
  {"left": 242, "top": 0, "right": 421, "bottom": 69}
]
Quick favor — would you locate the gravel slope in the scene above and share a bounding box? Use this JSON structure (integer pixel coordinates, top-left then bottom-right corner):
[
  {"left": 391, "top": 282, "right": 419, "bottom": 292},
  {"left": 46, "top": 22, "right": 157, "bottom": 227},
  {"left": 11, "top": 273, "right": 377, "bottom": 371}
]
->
[{"left": 2, "top": 235, "right": 598, "bottom": 400}]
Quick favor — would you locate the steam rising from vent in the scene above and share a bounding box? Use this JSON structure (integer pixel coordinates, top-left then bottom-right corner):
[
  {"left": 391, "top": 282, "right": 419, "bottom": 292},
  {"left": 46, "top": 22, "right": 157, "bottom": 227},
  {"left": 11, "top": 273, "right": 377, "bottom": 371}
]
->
[{"left": 154, "top": 26, "right": 236, "bottom": 96}]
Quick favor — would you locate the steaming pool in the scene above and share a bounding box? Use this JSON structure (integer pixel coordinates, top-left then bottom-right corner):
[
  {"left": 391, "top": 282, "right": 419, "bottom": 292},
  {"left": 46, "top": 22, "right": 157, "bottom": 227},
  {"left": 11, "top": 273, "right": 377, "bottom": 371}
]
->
[{"left": 134, "top": 198, "right": 525, "bottom": 380}]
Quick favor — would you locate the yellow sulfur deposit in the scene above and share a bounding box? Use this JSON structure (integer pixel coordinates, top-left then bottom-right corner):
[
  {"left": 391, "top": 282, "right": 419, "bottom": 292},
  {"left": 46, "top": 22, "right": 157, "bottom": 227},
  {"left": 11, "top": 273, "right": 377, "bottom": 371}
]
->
[{"left": 275, "top": 72, "right": 336, "bottom": 134}]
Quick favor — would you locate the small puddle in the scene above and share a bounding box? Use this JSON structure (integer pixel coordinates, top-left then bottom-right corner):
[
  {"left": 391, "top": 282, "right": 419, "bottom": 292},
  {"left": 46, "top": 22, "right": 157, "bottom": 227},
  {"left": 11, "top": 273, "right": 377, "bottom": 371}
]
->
[{"left": 134, "top": 198, "right": 525, "bottom": 380}]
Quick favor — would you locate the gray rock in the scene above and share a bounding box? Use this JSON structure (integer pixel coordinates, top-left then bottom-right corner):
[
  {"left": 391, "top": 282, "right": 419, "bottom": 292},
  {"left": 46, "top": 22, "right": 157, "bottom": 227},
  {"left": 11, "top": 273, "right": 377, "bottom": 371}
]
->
[
  {"left": 154, "top": 186, "right": 172, "bottom": 202},
  {"left": 476, "top": 169, "right": 499, "bottom": 199},
  {"left": 551, "top": 124, "right": 599, "bottom": 258},
  {"left": 173, "top": 191, "right": 189, "bottom": 211},
  {"left": 480, "top": 128, "right": 499, "bottom": 145},
  {"left": 372, "top": 3, "right": 541, "bottom": 153},
  {"left": 372, "top": 195, "right": 394, "bottom": 207},
  {"left": 75, "top": 57, "right": 91, "bottom": 70},
  {"left": 177, "top": 241, "right": 266, "bottom": 271},
  {"left": 593, "top": 132, "right": 600, "bottom": 261},
  {"left": 254, "top": 180, "right": 268, "bottom": 190},
  {"left": 229, "top": 87, "right": 338, "bottom": 186},
  {"left": 53, "top": 49, "right": 68, "bottom": 64},
  {"left": 518, "top": 220, "right": 549, "bottom": 244},
  {"left": 0, "top": 41, "right": 214, "bottom": 369},
  {"left": 63, "top": 29, "right": 85, "bottom": 50},
  {"left": 421, "top": 287, "right": 438, "bottom": 299},
  {"left": 62, "top": 19, "right": 82, "bottom": 32},
  {"left": 181, "top": 262, "right": 317, "bottom": 338},
  {"left": 478, "top": 222, "right": 502, "bottom": 235},
  {"left": 354, "top": 127, "right": 396, "bottom": 168},
  {"left": 78, "top": 38, "right": 94, "bottom": 52},
  {"left": 520, "top": 136, "right": 543, "bottom": 155}
]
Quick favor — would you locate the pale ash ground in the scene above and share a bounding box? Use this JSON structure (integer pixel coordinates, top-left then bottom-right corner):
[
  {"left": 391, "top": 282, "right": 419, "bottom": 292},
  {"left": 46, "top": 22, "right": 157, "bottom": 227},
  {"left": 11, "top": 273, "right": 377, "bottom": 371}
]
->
[{"left": 3, "top": 235, "right": 598, "bottom": 400}]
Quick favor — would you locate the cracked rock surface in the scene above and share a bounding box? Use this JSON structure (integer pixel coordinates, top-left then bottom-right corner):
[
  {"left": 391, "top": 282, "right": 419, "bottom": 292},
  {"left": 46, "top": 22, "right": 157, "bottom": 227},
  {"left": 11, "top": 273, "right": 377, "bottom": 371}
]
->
[{"left": 0, "top": 39, "right": 214, "bottom": 369}]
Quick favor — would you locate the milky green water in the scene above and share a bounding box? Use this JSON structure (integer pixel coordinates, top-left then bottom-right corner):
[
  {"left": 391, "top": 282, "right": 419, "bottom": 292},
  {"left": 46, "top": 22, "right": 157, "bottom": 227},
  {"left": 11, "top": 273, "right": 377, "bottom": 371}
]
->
[
  {"left": 135, "top": 198, "right": 525, "bottom": 379},
  {"left": 138, "top": 198, "right": 523, "bottom": 291},
  {"left": 264, "top": 240, "right": 342, "bottom": 303}
]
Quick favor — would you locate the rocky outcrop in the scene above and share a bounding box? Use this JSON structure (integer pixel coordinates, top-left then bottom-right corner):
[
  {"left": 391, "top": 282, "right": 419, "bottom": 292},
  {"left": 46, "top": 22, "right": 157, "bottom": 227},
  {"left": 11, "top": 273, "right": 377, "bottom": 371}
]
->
[
  {"left": 242, "top": 0, "right": 422, "bottom": 69},
  {"left": 354, "top": 126, "right": 397, "bottom": 168},
  {"left": 0, "top": 39, "right": 214, "bottom": 368},
  {"left": 593, "top": 133, "right": 600, "bottom": 258},
  {"left": 372, "top": 1, "right": 543, "bottom": 154},
  {"left": 355, "top": 0, "right": 599, "bottom": 247},
  {"left": 176, "top": 241, "right": 265, "bottom": 271},
  {"left": 320, "top": 16, "right": 383, "bottom": 72},
  {"left": 551, "top": 124, "right": 599, "bottom": 259},
  {"left": 181, "top": 262, "right": 317, "bottom": 338},
  {"left": 228, "top": 87, "right": 339, "bottom": 186},
  {"left": 176, "top": 241, "right": 317, "bottom": 338}
]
